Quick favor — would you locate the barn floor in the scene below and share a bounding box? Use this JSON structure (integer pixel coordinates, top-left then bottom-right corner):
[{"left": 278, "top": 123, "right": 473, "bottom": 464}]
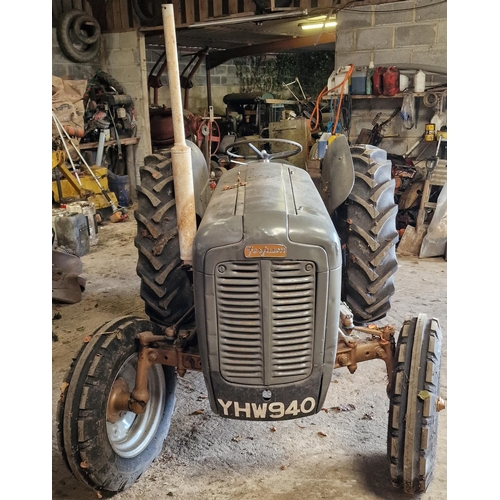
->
[{"left": 52, "top": 213, "right": 447, "bottom": 500}]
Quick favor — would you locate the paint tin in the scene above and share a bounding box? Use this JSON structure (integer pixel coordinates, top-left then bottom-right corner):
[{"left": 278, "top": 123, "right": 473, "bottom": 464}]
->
[{"left": 425, "top": 123, "right": 435, "bottom": 142}]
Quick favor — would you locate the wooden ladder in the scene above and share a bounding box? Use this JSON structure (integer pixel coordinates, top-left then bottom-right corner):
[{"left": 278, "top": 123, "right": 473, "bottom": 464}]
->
[{"left": 416, "top": 159, "right": 447, "bottom": 229}]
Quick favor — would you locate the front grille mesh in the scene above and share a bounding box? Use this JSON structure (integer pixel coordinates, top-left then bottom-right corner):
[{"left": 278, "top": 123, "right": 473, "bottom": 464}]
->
[{"left": 216, "top": 260, "right": 315, "bottom": 385}]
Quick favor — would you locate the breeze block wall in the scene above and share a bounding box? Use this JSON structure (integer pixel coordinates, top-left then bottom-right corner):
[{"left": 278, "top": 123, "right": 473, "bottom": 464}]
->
[{"left": 334, "top": 0, "right": 447, "bottom": 155}]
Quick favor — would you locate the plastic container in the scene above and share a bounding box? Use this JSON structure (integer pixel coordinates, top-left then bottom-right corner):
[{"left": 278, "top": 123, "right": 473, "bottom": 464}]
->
[
  {"left": 414, "top": 70, "right": 426, "bottom": 92},
  {"left": 382, "top": 66, "right": 400, "bottom": 96},
  {"left": 66, "top": 201, "right": 99, "bottom": 246},
  {"left": 372, "top": 66, "right": 385, "bottom": 96},
  {"left": 350, "top": 66, "right": 367, "bottom": 95},
  {"left": 317, "top": 132, "right": 332, "bottom": 159},
  {"left": 327, "top": 66, "right": 350, "bottom": 95},
  {"left": 54, "top": 213, "right": 90, "bottom": 257},
  {"left": 366, "top": 61, "right": 375, "bottom": 95},
  {"left": 399, "top": 73, "right": 409, "bottom": 92},
  {"left": 108, "top": 172, "right": 130, "bottom": 207},
  {"left": 425, "top": 123, "right": 435, "bottom": 142}
]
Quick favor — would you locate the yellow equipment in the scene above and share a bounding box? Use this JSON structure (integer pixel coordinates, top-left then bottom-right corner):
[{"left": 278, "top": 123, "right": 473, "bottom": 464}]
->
[{"left": 52, "top": 150, "right": 118, "bottom": 210}]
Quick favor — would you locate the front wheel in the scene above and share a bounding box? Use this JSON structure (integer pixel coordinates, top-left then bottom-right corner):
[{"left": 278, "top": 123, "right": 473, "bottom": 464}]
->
[
  {"left": 57, "top": 316, "right": 176, "bottom": 493},
  {"left": 387, "top": 314, "right": 445, "bottom": 494}
]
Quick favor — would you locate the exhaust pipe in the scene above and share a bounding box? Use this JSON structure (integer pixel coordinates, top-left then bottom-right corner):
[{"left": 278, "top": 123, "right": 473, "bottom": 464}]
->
[{"left": 161, "top": 3, "right": 197, "bottom": 266}]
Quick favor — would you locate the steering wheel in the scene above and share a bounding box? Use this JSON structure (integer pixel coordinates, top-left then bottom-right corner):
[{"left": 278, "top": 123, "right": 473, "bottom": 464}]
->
[{"left": 226, "top": 138, "right": 302, "bottom": 161}]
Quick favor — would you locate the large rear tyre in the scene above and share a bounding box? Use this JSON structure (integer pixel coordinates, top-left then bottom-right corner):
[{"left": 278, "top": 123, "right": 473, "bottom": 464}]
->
[
  {"left": 57, "top": 316, "right": 176, "bottom": 493},
  {"left": 338, "top": 144, "right": 399, "bottom": 323},
  {"left": 387, "top": 314, "right": 444, "bottom": 494},
  {"left": 134, "top": 152, "right": 194, "bottom": 326}
]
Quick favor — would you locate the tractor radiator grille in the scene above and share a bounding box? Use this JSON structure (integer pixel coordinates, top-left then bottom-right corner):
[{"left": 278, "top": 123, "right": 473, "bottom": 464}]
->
[{"left": 215, "top": 260, "right": 315, "bottom": 385}]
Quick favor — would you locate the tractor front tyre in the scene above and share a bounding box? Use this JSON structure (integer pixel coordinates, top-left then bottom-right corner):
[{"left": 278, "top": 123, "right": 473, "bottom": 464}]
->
[
  {"left": 57, "top": 316, "right": 176, "bottom": 493},
  {"left": 341, "top": 144, "right": 399, "bottom": 323},
  {"left": 387, "top": 314, "right": 444, "bottom": 494},
  {"left": 134, "top": 152, "right": 194, "bottom": 326}
]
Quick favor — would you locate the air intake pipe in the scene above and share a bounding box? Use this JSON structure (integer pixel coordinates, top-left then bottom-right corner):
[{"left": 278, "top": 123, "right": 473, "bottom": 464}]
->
[{"left": 161, "top": 3, "right": 197, "bottom": 266}]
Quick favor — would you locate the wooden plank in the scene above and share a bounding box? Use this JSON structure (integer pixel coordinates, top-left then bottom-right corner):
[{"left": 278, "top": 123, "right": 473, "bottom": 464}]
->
[
  {"left": 317, "top": 0, "right": 334, "bottom": 9},
  {"left": 118, "top": 0, "right": 129, "bottom": 29},
  {"left": 62, "top": 0, "right": 73, "bottom": 13},
  {"left": 185, "top": 0, "right": 196, "bottom": 25},
  {"left": 172, "top": 0, "right": 183, "bottom": 26},
  {"left": 213, "top": 0, "right": 223, "bottom": 18},
  {"left": 82, "top": 0, "right": 93, "bottom": 15},
  {"left": 138, "top": 33, "right": 153, "bottom": 161},
  {"left": 53, "top": 0, "right": 63, "bottom": 25},
  {"left": 199, "top": 0, "right": 210, "bottom": 21},
  {"left": 228, "top": 0, "right": 238, "bottom": 15},
  {"left": 79, "top": 137, "right": 140, "bottom": 150},
  {"left": 242, "top": 0, "right": 254, "bottom": 14}
]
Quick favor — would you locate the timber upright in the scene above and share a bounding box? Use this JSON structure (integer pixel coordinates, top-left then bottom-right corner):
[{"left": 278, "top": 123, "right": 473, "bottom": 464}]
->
[{"left": 57, "top": 3, "right": 446, "bottom": 497}]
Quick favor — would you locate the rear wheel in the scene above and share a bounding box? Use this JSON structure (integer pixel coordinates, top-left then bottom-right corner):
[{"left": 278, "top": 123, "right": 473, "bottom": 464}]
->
[
  {"left": 387, "top": 314, "right": 444, "bottom": 494},
  {"left": 134, "top": 152, "right": 194, "bottom": 326},
  {"left": 57, "top": 316, "right": 176, "bottom": 493},
  {"left": 337, "top": 144, "right": 399, "bottom": 323}
]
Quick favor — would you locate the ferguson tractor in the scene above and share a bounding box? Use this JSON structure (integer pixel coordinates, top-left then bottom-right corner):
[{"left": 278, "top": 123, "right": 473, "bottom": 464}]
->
[{"left": 57, "top": 4, "right": 445, "bottom": 497}]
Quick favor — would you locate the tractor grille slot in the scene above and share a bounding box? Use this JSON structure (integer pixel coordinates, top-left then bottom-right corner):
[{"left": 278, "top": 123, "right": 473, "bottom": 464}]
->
[
  {"left": 271, "top": 262, "right": 315, "bottom": 381},
  {"left": 216, "top": 260, "right": 315, "bottom": 385},
  {"left": 217, "top": 262, "right": 264, "bottom": 384}
]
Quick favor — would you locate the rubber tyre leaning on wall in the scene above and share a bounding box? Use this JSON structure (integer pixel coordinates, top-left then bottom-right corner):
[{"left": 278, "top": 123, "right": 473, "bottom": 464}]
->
[
  {"left": 132, "top": 0, "right": 163, "bottom": 26},
  {"left": 134, "top": 152, "right": 194, "bottom": 326},
  {"left": 57, "top": 316, "right": 177, "bottom": 493},
  {"left": 73, "top": 13, "right": 101, "bottom": 45},
  {"left": 387, "top": 314, "right": 444, "bottom": 494},
  {"left": 57, "top": 9, "right": 100, "bottom": 63},
  {"left": 338, "top": 144, "right": 399, "bottom": 324}
]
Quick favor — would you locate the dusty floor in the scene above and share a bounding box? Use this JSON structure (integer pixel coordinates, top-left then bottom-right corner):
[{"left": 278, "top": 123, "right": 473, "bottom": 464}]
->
[{"left": 52, "top": 213, "right": 447, "bottom": 500}]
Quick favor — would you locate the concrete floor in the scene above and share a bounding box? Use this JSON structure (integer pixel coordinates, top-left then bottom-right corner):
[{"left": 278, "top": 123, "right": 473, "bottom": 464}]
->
[{"left": 52, "top": 217, "right": 447, "bottom": 500}]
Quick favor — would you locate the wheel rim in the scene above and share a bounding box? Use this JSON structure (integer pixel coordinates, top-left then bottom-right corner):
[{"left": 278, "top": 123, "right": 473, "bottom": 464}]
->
[{"left": 106, "top": 354, "right": 166, "bottom": 458}]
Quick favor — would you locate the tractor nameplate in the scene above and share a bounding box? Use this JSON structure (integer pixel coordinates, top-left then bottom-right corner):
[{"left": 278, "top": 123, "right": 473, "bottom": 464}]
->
[{"left": 244, "top": 244, "right": 287, "bottom": 258}]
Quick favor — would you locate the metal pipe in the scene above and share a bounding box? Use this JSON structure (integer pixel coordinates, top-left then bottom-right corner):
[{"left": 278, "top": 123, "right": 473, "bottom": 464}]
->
[
  {"left": 188, "top": 9, "right": 308, "bottom": 28},
  {"left": 162, "top": 3, "right": 197, "bottom": 266}
]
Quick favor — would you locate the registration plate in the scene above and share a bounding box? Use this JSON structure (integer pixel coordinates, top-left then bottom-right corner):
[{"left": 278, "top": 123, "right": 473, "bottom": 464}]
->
[{"left": 217, "top": 397, "right": 317, "bottom": 419}]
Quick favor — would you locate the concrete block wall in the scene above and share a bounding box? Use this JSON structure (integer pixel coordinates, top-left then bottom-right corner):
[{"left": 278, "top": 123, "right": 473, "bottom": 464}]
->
[
  {"left": 101, "top": 32, "right": 148, "bottom": 168},
  {"left": 334, "top": 0, "right": 447, "bottom": 156}
]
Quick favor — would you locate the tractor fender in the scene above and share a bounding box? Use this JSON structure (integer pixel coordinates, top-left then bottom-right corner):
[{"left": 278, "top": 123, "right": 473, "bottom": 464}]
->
[
  {"left": 319, "top": 134, "right": 355, "bottom": 215},
  {"left": 186, "top": 139, "right": 211, "bottom": 219}
]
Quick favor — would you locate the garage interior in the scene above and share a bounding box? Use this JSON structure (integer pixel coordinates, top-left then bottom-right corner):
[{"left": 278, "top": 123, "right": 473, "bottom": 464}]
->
[{"left": 51, "top": 1, "right": 450, "bottom": 499}]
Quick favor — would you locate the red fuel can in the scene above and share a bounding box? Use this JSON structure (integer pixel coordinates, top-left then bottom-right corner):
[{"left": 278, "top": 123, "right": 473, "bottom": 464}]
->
[
  {"left": 383, "top": 66, "right": 400, "bottom": 96},
  {"left": 372, "top": 66, "right": 385, "bottom": 96}
]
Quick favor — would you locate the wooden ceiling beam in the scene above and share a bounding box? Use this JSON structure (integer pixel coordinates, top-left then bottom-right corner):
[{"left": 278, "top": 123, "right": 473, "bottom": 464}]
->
[{"left": 208, "top": 32, "right": 335, "bottom": 69}]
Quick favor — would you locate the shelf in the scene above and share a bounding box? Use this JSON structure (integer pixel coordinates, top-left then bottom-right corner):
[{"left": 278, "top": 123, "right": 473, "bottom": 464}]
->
[
  {"left": 79, "top": 137, "right": 140, "bottom": 150},
  {"left": 349, "top": 92, "right": 427, "bottom": 99}
]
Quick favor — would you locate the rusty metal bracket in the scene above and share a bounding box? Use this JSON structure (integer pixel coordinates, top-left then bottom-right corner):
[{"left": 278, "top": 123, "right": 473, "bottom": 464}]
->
[
  {"left": 107, "top": 328, "right": 202, "bottom": 417},
  {"left": 335, "top": 323, "right": 396, "bottom": 392}
]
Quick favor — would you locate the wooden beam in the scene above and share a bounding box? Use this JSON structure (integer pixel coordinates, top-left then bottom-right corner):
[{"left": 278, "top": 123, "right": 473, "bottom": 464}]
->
[{"left": 208, "top": 32, "right": 335, "bottom": 68}]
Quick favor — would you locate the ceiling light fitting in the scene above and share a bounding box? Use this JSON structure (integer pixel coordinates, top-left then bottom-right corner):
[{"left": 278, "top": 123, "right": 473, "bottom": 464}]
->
[
  {"left": 188, "top": 9, "right": 308, "bottom": 29},
  {"left": 299, "top": 21, "right": 337, "bottom": 31}
]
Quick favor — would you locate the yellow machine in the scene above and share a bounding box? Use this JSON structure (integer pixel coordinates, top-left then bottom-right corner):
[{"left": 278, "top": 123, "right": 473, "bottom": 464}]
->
[{"left": 52, "top": 150, "right": 118, "bottom": 209}]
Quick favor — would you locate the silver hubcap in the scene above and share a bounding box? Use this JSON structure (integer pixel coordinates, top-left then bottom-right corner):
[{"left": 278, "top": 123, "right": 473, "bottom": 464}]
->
[{"left": 106, "top": 354, "right": 166, "bottom": 458}]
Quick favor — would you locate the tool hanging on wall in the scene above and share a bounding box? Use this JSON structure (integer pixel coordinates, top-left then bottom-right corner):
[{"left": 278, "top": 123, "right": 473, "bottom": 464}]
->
[{"left": 355, "top": 107, "right": 401, "bottom": 146}]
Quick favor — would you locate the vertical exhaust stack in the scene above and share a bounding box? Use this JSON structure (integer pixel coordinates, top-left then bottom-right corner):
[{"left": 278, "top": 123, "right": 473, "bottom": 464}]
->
[{"left": 161, "top": 3, "right": 197, "bottom": 266}]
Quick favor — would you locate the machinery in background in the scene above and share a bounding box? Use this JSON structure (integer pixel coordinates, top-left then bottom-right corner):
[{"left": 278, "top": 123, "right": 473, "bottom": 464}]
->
[{"left": 81, "top": 71, "right": 137, "bottom": 175}]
